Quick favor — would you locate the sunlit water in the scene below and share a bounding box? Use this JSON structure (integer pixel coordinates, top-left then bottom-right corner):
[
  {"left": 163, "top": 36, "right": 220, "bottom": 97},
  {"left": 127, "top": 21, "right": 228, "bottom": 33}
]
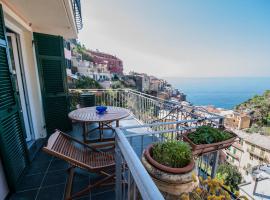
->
[{"left": 166, "top": 77, "right": 270, "bottom": 109}]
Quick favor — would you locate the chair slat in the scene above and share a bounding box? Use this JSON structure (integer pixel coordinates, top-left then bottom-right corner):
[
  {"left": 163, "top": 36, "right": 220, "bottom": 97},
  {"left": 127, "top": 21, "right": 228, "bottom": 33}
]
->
[{"left": 43, "top": 130, "right": 115, "bottom": 171}]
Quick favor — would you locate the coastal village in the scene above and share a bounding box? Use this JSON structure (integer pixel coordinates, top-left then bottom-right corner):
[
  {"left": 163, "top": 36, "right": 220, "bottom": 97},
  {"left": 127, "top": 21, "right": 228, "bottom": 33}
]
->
[
  {"left": 65, "top": 40, "right": 270, "bottom": 198},
  {"left": 65, "top": 41, "right": 187, "bottom": 102}
]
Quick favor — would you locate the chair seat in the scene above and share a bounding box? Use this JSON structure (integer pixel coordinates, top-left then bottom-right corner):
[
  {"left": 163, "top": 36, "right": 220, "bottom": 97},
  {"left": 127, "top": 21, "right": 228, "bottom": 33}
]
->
[
  {"left": 43, "top": 130, "right": 116, "bottom": 200},
  {"left": 72, "top": 150, "right": 115, "bottom": 170},
  {"left": 45, "top": 130, "right": 115, "bottom": 171}
]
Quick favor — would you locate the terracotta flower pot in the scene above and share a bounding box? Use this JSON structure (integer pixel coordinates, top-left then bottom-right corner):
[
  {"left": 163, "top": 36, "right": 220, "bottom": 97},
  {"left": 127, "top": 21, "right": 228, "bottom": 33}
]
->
[
  {"left": 183, "top": 130, "right": 237, "bottom": 156},
  {"left": 144, "top": 144, "right": 195, "bottom": 174},
  {"left": 142, "top": 144, "right": 198, "bottom": 199}
]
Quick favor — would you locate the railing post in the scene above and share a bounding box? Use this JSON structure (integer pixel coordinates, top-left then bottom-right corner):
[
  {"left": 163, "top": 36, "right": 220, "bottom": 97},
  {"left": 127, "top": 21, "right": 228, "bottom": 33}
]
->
[
  {"left": 211, "top": 151, "right": 219, "bottom": 178},
  {"left": 115, "top": 135, "right": 123, "bottom": 200}
]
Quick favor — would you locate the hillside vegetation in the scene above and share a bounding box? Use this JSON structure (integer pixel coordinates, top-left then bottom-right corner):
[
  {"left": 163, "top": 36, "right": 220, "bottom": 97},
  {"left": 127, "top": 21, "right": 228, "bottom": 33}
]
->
[
  {"left": 235, "top": 90, "right": 270, "bottom": 135},
  {"left": 73, "top": 42, "right": 93, "bottom": 62}
]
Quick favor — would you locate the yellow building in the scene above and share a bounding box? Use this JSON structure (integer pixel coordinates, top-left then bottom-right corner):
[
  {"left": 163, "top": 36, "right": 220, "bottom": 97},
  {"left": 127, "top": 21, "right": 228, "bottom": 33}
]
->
[{"left": 224, "top": 112, "right": 251, "bottom": 130}]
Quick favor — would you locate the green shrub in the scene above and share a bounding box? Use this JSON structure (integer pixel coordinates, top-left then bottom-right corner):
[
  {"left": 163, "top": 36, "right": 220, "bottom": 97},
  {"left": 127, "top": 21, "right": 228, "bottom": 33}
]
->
[
  {"left": 216, "top": 163, "right": 242, "bottom": 192},
  {"left": 152, "top": 141, "right": 192, "bottom": 168},
  {"left": 187, "top": 126, "right": 233, "bottom": 145},
  {"left": 75, "top": 77, "right": 102, "bottom": 89}
]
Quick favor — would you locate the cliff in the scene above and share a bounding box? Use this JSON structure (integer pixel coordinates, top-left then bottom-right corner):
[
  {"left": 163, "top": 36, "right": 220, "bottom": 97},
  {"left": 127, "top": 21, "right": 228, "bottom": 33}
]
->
[{"left": 235, "top": 90, "right": 270, "bottom": 134}]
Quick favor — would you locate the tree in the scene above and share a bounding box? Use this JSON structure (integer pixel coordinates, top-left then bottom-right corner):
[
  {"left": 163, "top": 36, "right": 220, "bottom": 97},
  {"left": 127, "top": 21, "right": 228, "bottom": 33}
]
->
[
  {"left": 81, "top": 52, "right": 93, "bottom": 62},
  {"left": 216, "top": 163, "right": 242, "bottom": 192},
  {"left": 73, "top": 43, "right": 94, "bottom": 62},
  {"left": 111, "top": 80, "right": 124, "bottom": 89},
  {"left": 75, "top": 76, "right": 102, "bottom": 89},
  {"left": 235, "top": 90, "right": 270, "bottom": 132}
]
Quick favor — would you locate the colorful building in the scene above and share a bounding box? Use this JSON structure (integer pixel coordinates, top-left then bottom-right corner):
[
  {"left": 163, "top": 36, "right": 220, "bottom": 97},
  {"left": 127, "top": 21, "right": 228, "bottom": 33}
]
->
[
  {"left": 88, "top": 50, "right": 123, "bottom": 74},
  {"left": 224, "top": 129, "right": 270, "bottom": 179}
]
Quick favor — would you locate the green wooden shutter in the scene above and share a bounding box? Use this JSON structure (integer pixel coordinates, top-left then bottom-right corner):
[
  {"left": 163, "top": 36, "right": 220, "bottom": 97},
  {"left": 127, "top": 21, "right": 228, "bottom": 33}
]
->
[
  {"left": 0, "top": 5, "right": 29, "bottom": 191},
  {"left": 34, "top": 32, "right": 71, "bottom": 135}
]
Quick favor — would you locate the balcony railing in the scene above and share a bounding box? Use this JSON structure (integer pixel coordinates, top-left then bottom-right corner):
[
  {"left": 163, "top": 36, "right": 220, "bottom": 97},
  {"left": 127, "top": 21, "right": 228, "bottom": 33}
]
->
[
  {"left": 225, "top": 149, "right": 240, "bottom": 161},
  {"left": 71, "top": 0, "right": 83, "bottom": 30},
  {"left": 247, "top": 148, "right": 269, "bottom": 162},
  {"left": 69, "top": 89, "right": 225, "bottom": 199},
  {"left": 115, "top": 119, "right": 223, "bottom": 199},
  {"left": 115, "top": 127, "right": 164, "bottom": 200},
  {"left": 69, "top": 89, "right": 223, "bottom": 125},
  {"left": 232, "top": 142, "right": 244, "bottom": 152}
]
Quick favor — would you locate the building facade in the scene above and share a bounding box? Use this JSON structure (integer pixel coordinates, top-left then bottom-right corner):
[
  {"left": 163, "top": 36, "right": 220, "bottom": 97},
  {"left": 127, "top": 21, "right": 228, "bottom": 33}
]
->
[
  {"left": 224, "top": 130, "right": 270, "bottom": 179},
  {"left": 0, "top": 0, "right": 82, "bottom": 198},
  {"left": 88, "top": 50, "right": 123, "bottom": 74},
  {"left": 224, "top": 112, "right": 251, "bottom": 130}
]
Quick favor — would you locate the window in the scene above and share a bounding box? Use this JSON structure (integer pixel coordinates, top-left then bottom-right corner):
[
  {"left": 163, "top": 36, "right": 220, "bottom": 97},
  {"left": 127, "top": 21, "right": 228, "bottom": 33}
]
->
[
  {"left": 233, "top": 148, "right": 237, "bottom": 154},
  {"left": 65, "top": 59, "right": 72, "bottom": 69},
  {"left": 239, "top": 139, "right": 243, "bottom": 146},
  {"left": 251, "top": 145, "right": 255, "bottom": 152},
  {"left": 260, "top": 150, "right": 265, "bottom": 156}
]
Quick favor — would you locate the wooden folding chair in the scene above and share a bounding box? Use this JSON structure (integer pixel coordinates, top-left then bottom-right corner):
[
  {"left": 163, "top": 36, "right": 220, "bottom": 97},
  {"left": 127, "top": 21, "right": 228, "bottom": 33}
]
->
[{"left": 43, "top": 130, "right": 115, "bottom": 200}]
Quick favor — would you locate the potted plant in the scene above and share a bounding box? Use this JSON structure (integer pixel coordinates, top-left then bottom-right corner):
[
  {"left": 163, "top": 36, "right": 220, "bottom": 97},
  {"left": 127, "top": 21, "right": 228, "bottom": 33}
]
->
[
  {"left": 142, "top": 141, "right": 198, "bottom": 199},
  {"left": 183, "top": 126, "right": 237, "bottom": 156}
]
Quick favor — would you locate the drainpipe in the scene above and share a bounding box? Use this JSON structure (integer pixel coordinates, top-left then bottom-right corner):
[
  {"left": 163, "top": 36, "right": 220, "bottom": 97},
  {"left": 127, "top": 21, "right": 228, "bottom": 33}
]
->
[{"left": 253, "top": 177, "right": 259, "bottom": 195}]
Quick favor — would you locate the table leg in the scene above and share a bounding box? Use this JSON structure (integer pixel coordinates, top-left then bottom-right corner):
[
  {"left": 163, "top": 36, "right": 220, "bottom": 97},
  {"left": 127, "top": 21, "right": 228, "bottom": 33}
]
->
[
  {"left": 99, "top": 122, "right": 104, "bottom": 141},
  {"left": 82, "top": 122, "right": 87, "bottom": 143},
  {"left": 100, "top": 122, "right": 104, "bottom": 141}
]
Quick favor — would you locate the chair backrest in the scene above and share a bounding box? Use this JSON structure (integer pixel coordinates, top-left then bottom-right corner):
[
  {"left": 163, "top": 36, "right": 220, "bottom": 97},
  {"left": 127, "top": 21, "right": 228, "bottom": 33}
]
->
[
  {"left": 43, "top": 130, "right": 92, "bottom": 170},
  {"left": 43, "top": 130, "right": 115, "bottom": 171}
]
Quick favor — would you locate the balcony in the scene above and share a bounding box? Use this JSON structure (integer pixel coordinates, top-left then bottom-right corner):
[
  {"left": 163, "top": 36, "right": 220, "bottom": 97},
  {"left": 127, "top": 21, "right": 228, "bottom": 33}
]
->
[
  {"left": 225, "top": 149, "right": 240, "bottom": 161},
  {"left": 232, "top": 142, "right": 244, "bottom": 152},
  {"left": 5, "top": 0, "right": 82, "bottom": 38},
  {"left": 11, "top": 89, "right": 232, "bottom": 200},
  {"left": 71, "top": 0, "right": 83, "bottom": 30},
  {"left": 247, "top": 148, "right": 269, "bottom": 162}
]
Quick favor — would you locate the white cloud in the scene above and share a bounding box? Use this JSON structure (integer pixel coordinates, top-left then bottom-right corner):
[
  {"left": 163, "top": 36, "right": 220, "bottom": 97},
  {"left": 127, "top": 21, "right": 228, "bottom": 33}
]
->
[{"left": 79, "top": 0, "right": 270, "bottom": 77}]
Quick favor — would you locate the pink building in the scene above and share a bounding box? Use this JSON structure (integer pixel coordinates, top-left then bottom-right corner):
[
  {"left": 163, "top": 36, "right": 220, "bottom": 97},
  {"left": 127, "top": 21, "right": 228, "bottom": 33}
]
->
[{"left": 88, "top": 50, "right": 123, "bottom": 74}]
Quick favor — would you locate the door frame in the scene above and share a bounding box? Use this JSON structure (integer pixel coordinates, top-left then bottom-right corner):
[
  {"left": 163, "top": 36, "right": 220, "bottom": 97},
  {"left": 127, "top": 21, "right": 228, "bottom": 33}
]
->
[
  {"left": 6, "top": 32, "right": 34, "bottom": 142},
  {"left": 4, "top": 17, "right": 46, "bottom": 140}
]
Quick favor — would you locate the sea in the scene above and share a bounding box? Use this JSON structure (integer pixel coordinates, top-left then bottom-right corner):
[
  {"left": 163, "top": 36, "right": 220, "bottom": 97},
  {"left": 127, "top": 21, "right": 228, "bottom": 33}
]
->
[{"left": 166, "top": 77, "right": 270, "bottom": 109}]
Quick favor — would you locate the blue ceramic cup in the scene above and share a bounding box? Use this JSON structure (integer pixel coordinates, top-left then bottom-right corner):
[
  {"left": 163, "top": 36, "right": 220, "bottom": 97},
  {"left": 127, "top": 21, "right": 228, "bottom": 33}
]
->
[{"left": 96, "top": 106, "right": 107, "bottom": 114}]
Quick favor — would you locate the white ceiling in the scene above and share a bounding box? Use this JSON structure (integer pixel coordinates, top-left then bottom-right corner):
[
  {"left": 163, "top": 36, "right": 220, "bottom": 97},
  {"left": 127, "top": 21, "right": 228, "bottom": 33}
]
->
[{"left": 8, "top": 0, "right": 78, "bottom": 38}]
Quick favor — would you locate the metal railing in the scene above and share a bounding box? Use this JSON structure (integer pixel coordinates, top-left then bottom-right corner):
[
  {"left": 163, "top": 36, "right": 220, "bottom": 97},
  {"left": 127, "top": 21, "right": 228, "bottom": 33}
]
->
[
  {"left": 69, "top": 89, "right": 224, "bottom": 199},
  {"left": 115, "top": 128, "right": 164, "bottom": 200},
  {"left": 69, "top": 89, "right": 222, "bottom": 125},
  {"left": 115, "top": 118, "right": 223, "bottom": 200},
  {"left": 71, "top": 0, "right": 83, "bottom": 30}
]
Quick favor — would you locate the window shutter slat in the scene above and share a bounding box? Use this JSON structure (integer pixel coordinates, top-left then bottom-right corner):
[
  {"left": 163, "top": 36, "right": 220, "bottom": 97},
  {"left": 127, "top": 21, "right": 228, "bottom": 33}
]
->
[
  {"left": 34, "top": 32, "right": 71, "bottom": 135},
  {"left": 0, "top": 5, "right": 29, "bottom": 191}
]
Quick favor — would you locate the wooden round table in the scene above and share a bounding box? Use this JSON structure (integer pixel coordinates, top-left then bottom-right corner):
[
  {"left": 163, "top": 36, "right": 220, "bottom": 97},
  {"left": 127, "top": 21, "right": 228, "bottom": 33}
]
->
[{"left": 68, "top": 106, "right": 130, "bottom": 143}]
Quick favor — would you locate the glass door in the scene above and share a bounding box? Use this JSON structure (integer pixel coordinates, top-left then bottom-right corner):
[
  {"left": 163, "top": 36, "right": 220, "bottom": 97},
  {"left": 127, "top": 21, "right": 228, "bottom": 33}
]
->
[{"left": 7, "top": 32, "right": 34, "bottom": 143}]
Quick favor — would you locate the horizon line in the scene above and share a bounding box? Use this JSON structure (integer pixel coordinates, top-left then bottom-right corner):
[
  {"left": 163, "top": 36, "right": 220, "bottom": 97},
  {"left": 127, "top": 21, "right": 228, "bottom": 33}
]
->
[{"left": 160, "top": 76, "right": 270, "bottom": 79}]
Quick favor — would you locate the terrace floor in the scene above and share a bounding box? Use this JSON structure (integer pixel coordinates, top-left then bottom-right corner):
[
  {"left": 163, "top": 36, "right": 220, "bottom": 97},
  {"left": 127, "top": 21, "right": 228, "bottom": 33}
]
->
[{"left": 10, "top": 115, "right": 148, "bottom": 200}]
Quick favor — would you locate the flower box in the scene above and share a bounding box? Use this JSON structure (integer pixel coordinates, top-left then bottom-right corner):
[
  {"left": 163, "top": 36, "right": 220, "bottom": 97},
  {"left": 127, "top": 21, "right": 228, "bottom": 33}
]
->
[{"left": 183, "top": 129, "right": 237, "bottom": 156}]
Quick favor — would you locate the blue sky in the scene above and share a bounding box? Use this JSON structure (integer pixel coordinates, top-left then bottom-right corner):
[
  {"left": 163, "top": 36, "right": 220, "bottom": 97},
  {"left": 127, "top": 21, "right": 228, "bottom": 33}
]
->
[{"left": 79, "top": 0, "right": 270, "bottom": 77}]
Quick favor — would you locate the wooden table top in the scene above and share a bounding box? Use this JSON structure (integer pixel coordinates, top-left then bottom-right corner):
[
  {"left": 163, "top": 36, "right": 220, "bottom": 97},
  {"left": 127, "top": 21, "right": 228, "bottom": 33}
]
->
[{"left": 68, "top": 106, "right": 130, "bottom": 123}]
